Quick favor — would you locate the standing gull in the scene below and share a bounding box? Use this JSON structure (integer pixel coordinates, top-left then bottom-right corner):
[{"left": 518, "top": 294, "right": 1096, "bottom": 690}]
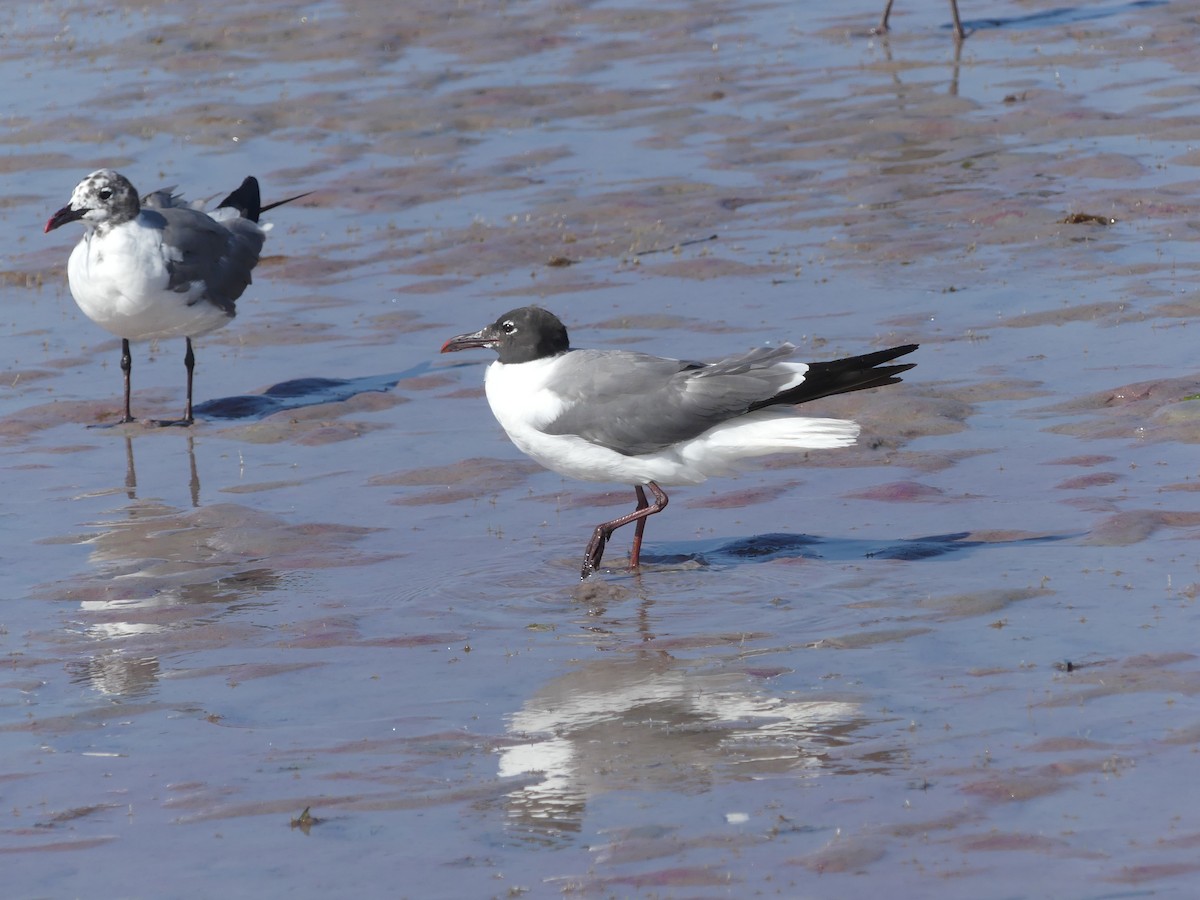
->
[
  {"left": 45, "top": 169, "right": 308, "bottom": 425},
  {"left": 442, "top": 307, "right": 918, "bottom": 579}
]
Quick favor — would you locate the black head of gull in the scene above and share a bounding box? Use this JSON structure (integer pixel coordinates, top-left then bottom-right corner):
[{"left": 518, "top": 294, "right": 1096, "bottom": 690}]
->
[
  {"left": 440, "top": 306, "right": 569, "bottom": 364},
  {"left": 442, "top": 306, "right": 919, "bottom": 579},
  {"left": 44, "top": 169, "right": 309, "bottom": 427}
]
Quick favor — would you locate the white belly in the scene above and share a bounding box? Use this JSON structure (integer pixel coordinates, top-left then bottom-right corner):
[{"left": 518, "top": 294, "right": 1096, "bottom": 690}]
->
[
  {"left": 67, "top": 230, "right": 231, "bottom": 341},
  {"left": 484, "top": 359, "right": 701, "bottom": 485}
]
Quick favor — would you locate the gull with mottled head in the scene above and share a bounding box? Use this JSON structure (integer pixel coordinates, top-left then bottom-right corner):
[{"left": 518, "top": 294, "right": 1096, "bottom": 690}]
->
[{"left": 45, "top": 168, "right": 308, "bottom": 425}]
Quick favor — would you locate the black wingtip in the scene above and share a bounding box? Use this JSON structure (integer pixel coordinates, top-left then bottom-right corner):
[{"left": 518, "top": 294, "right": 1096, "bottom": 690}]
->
[
  {"left": 753, "top": 343, "right": 920, "bottom": 410},
  {"left": 849, "top": 343, "right": 920, "bottom": 368},
  {"left": 215, "top": 179, "right": 313, "bottom": 223},
  {"left": 217, "top": 176, "right": 263, "bottom": 222},
  {"left": 261, "top": 190, "right": 315, "bottom": 215}
]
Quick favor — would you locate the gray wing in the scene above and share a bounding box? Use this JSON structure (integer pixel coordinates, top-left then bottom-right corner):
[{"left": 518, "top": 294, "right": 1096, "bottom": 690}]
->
[
  {"left": 141, "top": 187, "right": 200, "bottom": 210},
  {"left": 542, "top": 345, "right": 802, "bottom": 456},
  {"left": 152, "top": 207, "right": 267, "bottom": 313}
]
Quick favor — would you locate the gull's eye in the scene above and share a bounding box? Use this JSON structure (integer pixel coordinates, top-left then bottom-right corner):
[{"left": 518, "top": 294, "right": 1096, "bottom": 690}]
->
[
  {"left": 98, "top": 188, "right": 113, "bottom": 201},
  {"left": 501, "top": 320, "right": 517, "bottom": 334}
]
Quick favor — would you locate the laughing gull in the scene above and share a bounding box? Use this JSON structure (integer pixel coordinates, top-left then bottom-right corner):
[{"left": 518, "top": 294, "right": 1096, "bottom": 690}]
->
[
  {"left": 442, "top": 307, "right": 918, "bottom": 578},
  {"left": 45, "top": 169, "right": 309, "bottom": 426}
]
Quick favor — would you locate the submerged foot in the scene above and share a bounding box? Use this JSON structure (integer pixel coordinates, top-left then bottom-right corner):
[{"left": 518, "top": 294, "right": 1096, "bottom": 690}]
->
[
  {"left": 581, "top": 530, "right": 610, "bottom": 580},
  {"left": 87, "top": 414, "right": 138, "bottom": 429}
]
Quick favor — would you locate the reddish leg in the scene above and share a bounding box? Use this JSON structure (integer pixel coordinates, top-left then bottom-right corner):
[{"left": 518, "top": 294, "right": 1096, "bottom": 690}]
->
[
  {"left": 949, "top": 0, "right": 964, "bottom": 41},
  {"left": 877, "top": 0, "right": 895, "bottom": 32},
  {"left": 581, "top": 482, "right": 669, "bottom": 579}
]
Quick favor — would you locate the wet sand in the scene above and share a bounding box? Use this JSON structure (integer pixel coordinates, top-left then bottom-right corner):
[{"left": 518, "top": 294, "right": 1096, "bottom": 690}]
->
[{"left": 4, "top": 0, "right": 1200, "bottom": 895}]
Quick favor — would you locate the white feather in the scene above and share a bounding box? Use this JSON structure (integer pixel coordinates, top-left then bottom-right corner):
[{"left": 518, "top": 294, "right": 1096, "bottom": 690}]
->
[{"left": 485, "top": 357, "right": 859, "bottom": 486}]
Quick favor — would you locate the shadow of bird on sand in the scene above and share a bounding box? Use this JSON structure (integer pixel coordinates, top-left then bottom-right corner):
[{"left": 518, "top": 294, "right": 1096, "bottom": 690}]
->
[
  {"left": 193, "top": 361, "right": 433, "bottom": 421},
  {"left": 643, "top": 530, "right": 1074, "bottom": 569}
]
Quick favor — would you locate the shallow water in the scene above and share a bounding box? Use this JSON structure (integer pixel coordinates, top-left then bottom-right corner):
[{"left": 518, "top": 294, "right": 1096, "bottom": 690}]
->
[{"left": 4, "top": 0, "right": 1200, "bottom": 896}]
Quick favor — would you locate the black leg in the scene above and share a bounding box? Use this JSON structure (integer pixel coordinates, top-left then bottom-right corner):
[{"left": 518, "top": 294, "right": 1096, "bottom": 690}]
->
[
  {"left": 119, "top": 338, "right": 134, "bottom": 423},
  {"left": 182, "top": 337, "right": 196, "bottom": 425},
  {"left": 581, "top": 481, "right": 670, "bottom": 579},
  {"left": 146, "top": 338, "right": 197, "bottom": 427}
]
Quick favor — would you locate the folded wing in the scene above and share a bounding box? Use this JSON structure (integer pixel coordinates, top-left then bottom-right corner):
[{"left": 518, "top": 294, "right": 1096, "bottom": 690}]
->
[{"left": 542, "top": 345, "right": 810, "bottom": 455}]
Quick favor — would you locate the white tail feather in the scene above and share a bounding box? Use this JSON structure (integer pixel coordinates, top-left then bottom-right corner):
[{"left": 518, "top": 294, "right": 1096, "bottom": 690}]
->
[{"left": 681, "top": 411, "right": 859, "bottom": 476}]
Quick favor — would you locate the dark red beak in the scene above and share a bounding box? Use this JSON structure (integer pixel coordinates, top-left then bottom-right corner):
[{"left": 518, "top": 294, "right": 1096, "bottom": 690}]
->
[
  {"left": 45, "top": 204, "right": 86, "bottom": 234},
  {"left": 440, "top": 326, "right": 497, "bottom": 354}
]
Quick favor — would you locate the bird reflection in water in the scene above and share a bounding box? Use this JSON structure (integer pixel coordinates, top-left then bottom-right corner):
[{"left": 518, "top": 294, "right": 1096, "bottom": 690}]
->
[
  {"left": 496, "top": 652, "right": 879, "bottom": 844},
  {"left": 59, "top": 431, "right": 380, "bottom": 698},
  {"left": 62, "top": 437, "right": 279, "bottom": 696},
  {"left": 122, "top": 434, "right": 200, "bottom": 507}
]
